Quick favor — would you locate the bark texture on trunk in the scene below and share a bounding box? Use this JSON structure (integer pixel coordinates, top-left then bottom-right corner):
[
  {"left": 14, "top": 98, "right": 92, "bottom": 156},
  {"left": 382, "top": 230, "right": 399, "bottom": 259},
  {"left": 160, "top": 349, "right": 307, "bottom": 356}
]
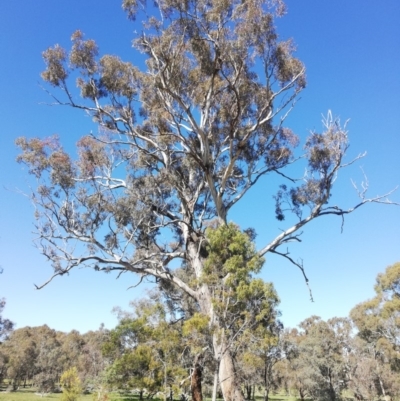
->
[
  {"left": 197, "top": 294, "right": 245, "bottom": 401},
  {"left": 191, "top": 353, "right": 203, "bottom": 401},
  {"left": 190, "top": 245, "right": 246, "bottom": 401},
  {"left": 328, "top": 372, "right": 336, "bottom": 401},
  {"left": 245, "top": 384, "right": 252, "bottom": 400},
  {"left": 218, "top": 341, "right": 245, "bottom": 401},
  {"left": 198, "top": 296, "right": 245, "bottom": 401}
]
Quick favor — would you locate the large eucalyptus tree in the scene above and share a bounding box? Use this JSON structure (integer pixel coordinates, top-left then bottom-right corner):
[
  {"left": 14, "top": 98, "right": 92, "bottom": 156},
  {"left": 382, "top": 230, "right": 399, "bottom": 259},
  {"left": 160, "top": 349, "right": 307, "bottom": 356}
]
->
[{"left": 17, "top": 0, "right": 395, "bottom": 399}]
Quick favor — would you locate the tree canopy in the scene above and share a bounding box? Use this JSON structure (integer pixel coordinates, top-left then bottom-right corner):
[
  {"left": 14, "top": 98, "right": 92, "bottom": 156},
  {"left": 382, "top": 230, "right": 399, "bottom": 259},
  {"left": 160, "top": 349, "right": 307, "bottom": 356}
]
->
[
  {"left": 16, "top": 1, "right": 398, "bottom": 400},
  {"left": 0, "top": 299, "right": 13, "bottom": 342}
]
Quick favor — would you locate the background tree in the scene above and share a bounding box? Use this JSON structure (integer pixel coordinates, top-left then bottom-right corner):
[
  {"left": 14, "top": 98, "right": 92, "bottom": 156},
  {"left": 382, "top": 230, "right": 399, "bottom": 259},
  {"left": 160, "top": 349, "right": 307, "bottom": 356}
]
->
[
  {"left": 58, "top": 330, "right": 85, "bottom": 375},
  {"left": 277, "top": 327, "right": 313, "bottom": 400},
  {"left": 78, "top": 326, "right": 111, "bottom": 395},
  {"left": 258, "top": 326, "right": 284, "bottom": 401},
  {"left": 0, "top": 323, "right": 112, "bottom": 395},
  {"left": 16, "top": 0, "right": 398, "bottom": 399},
  {"left": 0, "top": 299, "right": 14, "bottom": 341},
  {"left": 347, "top": 336, "right": 385, "bottom": 401},
  {"left": 0, "top": 343, "right": 9, "bottom": 386},
  {"left": 104, "top": 296, "right": 187, "bottom": 400},
  {"left": 350, "top": 262, "right": 400, "bottom": 399},
  {"left": 0, "top": 298, "right": 13, "bottom": 386},
  {"left": 32, "top": 325, "right": 63, "bottom": 395},
  {"left": 4, "top": 327, "right": 37, "bottom": 390},
  {"left": 235, "top": 322, "right": 282, "bottom": 401},
  {"left": 279, "top": 317, "right": 348, "bottom": 401}
]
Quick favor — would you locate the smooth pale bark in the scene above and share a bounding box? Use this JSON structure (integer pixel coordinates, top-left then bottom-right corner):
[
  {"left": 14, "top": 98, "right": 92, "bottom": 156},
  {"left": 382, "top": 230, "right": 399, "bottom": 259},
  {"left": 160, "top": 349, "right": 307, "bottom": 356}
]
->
[
  {"left": 190, "top": 241, "right": 246, "bottom": 401},
  {"left": 214, "top": 334, "right": 245, "bottom": 401},
  {"left": 218, "top": 349, "right": 244, "bottom": 401},
  {"left": 198, "top": 299, "right": 246, "bottom": 401},
  {"left": 378, "top": 374, "right": 387, "bottom": 399},
  {"left": 196, "top": 280, "right": 246, "bottom": 401},
  {"left": 211, "top": 368, "right": 218, "bottom": 401}
]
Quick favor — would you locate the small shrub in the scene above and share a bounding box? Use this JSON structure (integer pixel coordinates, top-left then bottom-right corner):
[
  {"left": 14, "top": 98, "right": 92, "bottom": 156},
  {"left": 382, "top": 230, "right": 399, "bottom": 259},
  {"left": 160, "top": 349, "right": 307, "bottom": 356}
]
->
[{"left": 60, "top": 367, "right": 82, "bottom": 401}]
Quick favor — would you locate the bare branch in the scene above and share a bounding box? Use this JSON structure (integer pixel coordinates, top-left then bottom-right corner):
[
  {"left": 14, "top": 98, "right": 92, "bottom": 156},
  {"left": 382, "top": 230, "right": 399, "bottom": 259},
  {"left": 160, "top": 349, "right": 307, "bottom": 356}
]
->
[{"left": 270, "top": 250, "right": 313, "bottom": 302}]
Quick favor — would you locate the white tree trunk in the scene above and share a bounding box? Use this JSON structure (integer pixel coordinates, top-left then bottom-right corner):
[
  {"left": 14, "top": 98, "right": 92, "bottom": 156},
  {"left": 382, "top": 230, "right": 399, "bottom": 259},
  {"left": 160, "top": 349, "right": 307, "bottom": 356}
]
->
[
  {"left": 189, "top": 242, "right": 245, "bottom": 401},
  {"left": 215, "top": 335, "right": 245, "bottom": 401},
  {"left": 211, "top": 368, "right": 218, "bottom": 401}
]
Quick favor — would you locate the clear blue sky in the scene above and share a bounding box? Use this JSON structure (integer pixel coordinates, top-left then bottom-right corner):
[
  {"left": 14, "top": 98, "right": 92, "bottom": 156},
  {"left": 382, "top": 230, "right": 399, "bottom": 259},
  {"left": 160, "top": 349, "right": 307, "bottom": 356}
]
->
[{"left": 0, "top": 1, "right": 399, "bottom": 333}]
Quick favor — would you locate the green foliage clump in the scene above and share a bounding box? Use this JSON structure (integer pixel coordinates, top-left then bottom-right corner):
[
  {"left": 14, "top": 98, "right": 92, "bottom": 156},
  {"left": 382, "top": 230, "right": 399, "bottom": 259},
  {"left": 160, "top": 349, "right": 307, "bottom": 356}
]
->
[
  {"left": 102, "top": 298, "right": 187, "bottom": 400},
  {"left": 60, "top": 367, "right": 82, "bottom": 401},
  {"left": 204, "top": 222, "right": 264, "bottom": 286},
  {"left": 203, "top": 223, "right": 280, "bottom": 350}
]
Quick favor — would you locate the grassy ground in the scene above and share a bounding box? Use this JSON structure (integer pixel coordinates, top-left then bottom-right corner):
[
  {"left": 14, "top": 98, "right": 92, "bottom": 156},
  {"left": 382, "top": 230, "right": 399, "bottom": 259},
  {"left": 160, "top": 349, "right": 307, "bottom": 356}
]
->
[
  {"left": 0, "top": 388, "right": 137, "bottom": 401},
  {"left": 0, "top": 387, "right": 300, "bottom": 401}
]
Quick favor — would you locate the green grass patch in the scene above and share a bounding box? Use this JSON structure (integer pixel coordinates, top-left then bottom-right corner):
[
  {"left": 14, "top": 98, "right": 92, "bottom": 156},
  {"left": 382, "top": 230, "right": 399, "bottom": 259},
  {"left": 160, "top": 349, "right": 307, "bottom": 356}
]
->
[
  {"left": 0, "top": 388, "right": 87, "bottom": 401},
  {"left": 0, "top": 389, "right": 166, "bottom": 401},
  {"left": 0, "top": 388, "right": 304, "bottom": 401}
]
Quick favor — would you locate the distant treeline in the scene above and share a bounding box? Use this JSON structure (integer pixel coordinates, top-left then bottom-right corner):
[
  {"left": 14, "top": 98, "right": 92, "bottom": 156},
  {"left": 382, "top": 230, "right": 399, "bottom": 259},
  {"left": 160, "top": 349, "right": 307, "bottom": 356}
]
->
[{"left": 0, "top": 262, "right": 399, "bottom": 401}]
